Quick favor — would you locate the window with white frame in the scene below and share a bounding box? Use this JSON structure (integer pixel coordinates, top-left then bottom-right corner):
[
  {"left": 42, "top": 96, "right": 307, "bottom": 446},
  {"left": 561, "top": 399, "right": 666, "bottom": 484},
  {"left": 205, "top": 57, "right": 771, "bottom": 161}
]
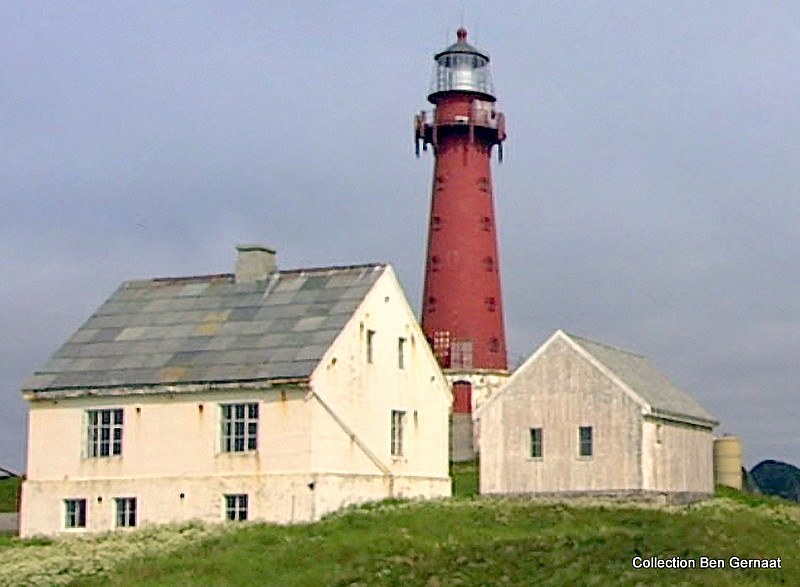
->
[
  {"left": 366, "top": 329, "right": 376, "bottom": 363},
  {"left": 579, "top": 426, "right": 593, "bottom": 457},
  {"left": 398, "top": 337, "right": 406, "bottom": 369},
  {"left": 225, "top": 494, "right": 248, "bottom": 521},
  {"left": 529, "top": 428, "right": 543, "bottom": 458},
  {"left": 391, "top": 410, "right": 406, "bottom": 456},
  {"left": 64, "top": 498, "right": 86, "bottom": 529},
  {"left": 221, "top": 403, "right": 259, "bottom": 453},
  {"left": 86, "top": 408, "right": 123, "bottom": 458},
  {"left": 115, "top": 497, "right": 136, "bottom": 528}
]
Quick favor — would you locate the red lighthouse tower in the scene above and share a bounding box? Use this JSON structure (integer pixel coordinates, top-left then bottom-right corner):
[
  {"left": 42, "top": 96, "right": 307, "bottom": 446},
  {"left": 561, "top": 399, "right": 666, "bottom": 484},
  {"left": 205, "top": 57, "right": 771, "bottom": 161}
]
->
[{"left": 415, "top": 29, "right": 509, "bottom": 459}]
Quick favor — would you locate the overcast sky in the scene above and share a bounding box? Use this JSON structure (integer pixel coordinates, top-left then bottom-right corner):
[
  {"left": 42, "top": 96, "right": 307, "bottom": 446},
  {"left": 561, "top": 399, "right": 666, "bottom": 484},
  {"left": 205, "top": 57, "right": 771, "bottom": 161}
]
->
[{"left": 2, "top": 1, "right": 799, "bottom": 472}]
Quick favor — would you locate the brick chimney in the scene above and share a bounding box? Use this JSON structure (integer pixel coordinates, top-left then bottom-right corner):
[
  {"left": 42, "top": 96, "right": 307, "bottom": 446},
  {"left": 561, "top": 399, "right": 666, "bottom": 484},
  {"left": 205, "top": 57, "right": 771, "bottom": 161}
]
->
[{"left": 235, "top": 244, "right": 277, "bottom": 283}]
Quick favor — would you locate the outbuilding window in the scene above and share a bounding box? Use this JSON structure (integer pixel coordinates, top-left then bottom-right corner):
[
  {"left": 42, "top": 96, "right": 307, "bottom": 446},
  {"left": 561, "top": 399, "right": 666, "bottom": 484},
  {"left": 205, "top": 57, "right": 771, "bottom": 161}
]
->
[
  {"left": 86, "top": 408, "right": 123, "bottom": 458},
  {"left": 579, "top": 426, "right": 593, "bottom": 457},
  {"left": 225, "top": 494, "right": 248, "bottom": 521},
  {"left": 221, "top": 403, "right": 259, "bottom": 453},
  {"left": 115, "top": 497, "right": 137, "bottom": 528},
  {"left": 64, "top": 499, "right": 86, "bottom": 529},
  {"left": 529, "top": 428, "right": 543, "bottom": 458}
]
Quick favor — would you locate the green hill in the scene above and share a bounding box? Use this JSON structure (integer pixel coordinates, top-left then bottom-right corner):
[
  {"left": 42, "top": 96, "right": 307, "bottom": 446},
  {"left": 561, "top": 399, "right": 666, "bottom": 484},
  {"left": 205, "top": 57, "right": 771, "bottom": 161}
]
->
[{"left": 2, "top": 467, "right": 799, "bottom": 586}]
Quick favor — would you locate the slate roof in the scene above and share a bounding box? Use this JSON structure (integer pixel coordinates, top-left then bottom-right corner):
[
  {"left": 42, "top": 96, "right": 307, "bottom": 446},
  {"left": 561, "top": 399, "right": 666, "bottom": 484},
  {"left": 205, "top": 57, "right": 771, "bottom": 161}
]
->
[
  {"left": 23, "top": 264, "right": 386, "bottom": 393},
  {"left": 565, "top": 332, "right": 717, "bottom": 425}
]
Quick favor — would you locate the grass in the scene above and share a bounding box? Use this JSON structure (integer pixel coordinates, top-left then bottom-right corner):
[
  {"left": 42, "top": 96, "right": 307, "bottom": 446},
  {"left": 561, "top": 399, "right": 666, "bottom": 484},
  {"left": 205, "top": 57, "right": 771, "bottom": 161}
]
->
[
  {"left": 68, "top": 494, "right": 800, "bottom": 586},
  {"left": 3, "top": 468, "right": 800, "bottom": 585},
  {"left": 0, "top": 476, "right": 21, "bottom": 512},
  {"left": 450, "top": 459, "right": 479, "bottom": 498}
]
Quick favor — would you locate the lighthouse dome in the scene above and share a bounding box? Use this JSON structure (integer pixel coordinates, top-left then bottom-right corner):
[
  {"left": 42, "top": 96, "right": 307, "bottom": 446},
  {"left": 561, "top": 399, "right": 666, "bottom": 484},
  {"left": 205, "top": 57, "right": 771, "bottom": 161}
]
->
[{"left": 429, "top": 28, "right": 495, "bottom": 103}]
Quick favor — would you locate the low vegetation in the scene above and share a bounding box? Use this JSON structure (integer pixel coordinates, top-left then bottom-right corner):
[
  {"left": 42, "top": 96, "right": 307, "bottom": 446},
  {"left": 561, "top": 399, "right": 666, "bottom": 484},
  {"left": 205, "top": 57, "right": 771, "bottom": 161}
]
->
[
  {"left": 450, "top": 459, "right": 479, "bottom": 498},
  {"left": 0, "top": 468, "right": 798, "bottom": 586},
  {"left": 0, "top": 476, "right": 21, "bottom": 513},
  {"left": 0, "top": 523, "right": 234, "bottom": 586}
]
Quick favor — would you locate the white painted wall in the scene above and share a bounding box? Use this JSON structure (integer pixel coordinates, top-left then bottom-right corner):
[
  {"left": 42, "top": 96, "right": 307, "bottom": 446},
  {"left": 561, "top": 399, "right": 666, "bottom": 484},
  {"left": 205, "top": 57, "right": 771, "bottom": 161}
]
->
[
  {"left": 309, "top": 266, "right": 452, "bottom": 489},
  {"left": 21, "top": 387, "right": 314, "bottom": 536},
  {"left": 480, "top": 332, "right": 714, "bottom": 498},
  {"left": 480, "top": 336, "right": 642, "bottom": 494},
  {"left": 641, "top": 418, "right": 714, "bottom": 493}
]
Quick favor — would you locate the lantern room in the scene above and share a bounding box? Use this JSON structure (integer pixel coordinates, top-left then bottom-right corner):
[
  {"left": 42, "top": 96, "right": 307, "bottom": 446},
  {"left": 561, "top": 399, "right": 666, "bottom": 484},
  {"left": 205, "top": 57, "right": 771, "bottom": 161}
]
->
[{"left": 428, "top": 28, "right": 495, "bottom": 103}]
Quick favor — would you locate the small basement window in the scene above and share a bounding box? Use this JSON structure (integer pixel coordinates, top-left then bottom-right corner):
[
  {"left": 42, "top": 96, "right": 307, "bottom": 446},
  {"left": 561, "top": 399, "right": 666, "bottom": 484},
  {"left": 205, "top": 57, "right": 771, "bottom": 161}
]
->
[
  {"left": 115, "top": 497, "right": 137, "bottom": 528},
  {"left": 65, "top": 498, "right": 87, "bottom": 529},
  {"left": 225, "top": 494, "right": 248, "bottom": 521}
]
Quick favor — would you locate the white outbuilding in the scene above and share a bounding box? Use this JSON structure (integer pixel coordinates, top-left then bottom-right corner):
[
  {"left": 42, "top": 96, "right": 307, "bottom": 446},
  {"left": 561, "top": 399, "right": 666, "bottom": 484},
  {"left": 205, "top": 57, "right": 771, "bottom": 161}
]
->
[
  {"left": 479, "top": 330, "right": 717, "bottom": 502},
  {"left": 20, "top": 245, "right": 451, "bottom": 537}
]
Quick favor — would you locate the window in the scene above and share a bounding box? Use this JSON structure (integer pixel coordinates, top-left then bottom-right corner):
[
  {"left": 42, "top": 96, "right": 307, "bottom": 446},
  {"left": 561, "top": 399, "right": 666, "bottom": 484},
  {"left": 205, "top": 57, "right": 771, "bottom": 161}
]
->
[
  {"left": 64, "top": 499, "right": 86, "bottom": 529},
  {"left": 86, "top": 408, "right": 123, "bottom": 458},
  {"left": 225, "top": 494, "right": 248, "bottom": 521},
  {"left": 391, "top": 410, "right": 406, "bottom": 456},
  {"left": 115, "top": 497, "right": 136, "bottom": 528},
  {"left": 450, "top": 339, "right": 474, "bottom": 369},
  {"left": 366, "top": 329, "right": 376, "bottom": 363},
  {"left": 530, "top": 428, "right": 543, "bottom": 458},
  {"left": 221, "top": 403, "right": 259, "bottom": 453},
  {"left": 579, "top": 426, "right": 593, "bottom": 457},
  {"left": 398, "top": 337, "right": 406, "bottom": 369}
]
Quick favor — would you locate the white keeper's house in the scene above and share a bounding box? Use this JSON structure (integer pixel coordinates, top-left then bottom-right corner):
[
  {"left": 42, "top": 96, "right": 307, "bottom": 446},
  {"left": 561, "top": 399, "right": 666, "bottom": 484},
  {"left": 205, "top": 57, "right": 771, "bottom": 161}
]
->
[
  {"left": 20, "top": 245, "right": 451, "bottom": 537},
  {"left": 479, "top": 330, "right": 718, "bottom": 502}
]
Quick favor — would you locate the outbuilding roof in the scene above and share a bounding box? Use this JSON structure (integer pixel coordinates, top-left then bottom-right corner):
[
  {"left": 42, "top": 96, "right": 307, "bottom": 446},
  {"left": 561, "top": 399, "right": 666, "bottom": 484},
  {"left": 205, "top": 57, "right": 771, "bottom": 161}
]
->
[
  {"left": 565, "top": 331, "right": 718, "bottom": 425},
  {"left": 480, "top": 330, "right": 717, "bottom": 427},
  {"left": 22, "top": 264, "right": 385, "bottom": 394}
]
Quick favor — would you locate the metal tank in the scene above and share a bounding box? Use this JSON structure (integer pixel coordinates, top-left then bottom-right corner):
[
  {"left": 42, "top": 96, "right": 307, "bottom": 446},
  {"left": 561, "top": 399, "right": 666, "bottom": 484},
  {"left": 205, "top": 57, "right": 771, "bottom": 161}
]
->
[{"left": 713, "top": 436, "right": 743, "bottom": 490}]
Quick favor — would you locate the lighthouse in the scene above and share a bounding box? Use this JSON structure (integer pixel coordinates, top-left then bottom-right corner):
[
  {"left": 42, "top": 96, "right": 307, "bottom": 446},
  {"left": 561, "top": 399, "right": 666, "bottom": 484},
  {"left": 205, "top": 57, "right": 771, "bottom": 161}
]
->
[{"left": 415, "top": 28, "right": 510, "bottom": 460}]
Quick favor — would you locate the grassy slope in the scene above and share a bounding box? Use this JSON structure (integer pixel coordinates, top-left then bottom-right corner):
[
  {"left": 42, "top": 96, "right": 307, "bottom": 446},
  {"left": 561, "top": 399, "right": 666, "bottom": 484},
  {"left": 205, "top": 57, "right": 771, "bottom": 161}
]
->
[
  {"left": 0, "top": 477, "right": 21, "bottom": 513},
  {"left": 66, "top": 470, "right": 800, "bottom": 587}
]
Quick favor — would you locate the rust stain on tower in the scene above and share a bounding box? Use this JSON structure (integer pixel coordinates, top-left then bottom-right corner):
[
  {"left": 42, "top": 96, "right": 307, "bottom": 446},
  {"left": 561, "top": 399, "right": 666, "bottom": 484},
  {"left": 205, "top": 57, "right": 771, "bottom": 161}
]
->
[{"left": 416, "top": 28, "right": 510, "bottom": 458}]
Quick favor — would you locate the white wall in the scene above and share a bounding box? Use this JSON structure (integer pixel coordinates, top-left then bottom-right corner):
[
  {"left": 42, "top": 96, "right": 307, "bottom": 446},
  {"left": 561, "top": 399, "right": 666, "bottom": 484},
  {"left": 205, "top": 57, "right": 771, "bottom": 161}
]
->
[
  {"left": 641, "top": 418, "right": 714, "bottom": 493},
  {"left": 309, "top": 266, "right": 452, "bottom": 486},
  {"left": 21, "top": 387, "right": 314, "bottom": 536},
  {"left": 480, "top": 336, "right": 643, "bottom": 494}
]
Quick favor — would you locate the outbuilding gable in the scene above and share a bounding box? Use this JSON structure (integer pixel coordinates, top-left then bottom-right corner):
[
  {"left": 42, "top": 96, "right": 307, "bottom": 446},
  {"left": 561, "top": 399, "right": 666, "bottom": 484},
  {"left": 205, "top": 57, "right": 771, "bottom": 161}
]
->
[{"left": 481, "top": 330, "right": 717, "bottom": 428}]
